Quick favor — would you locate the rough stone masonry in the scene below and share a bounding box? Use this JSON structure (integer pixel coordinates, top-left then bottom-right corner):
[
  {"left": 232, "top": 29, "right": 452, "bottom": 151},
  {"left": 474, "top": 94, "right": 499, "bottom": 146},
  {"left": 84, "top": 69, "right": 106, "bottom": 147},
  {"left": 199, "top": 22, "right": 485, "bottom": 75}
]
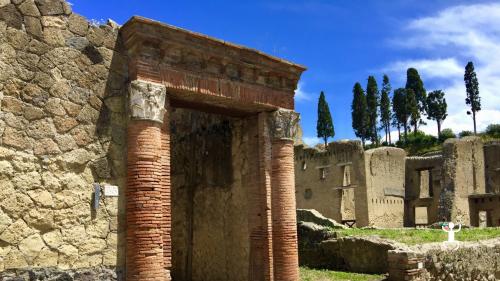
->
[{"left": 0, "top": 1, "right": 307, "bottom": 280}]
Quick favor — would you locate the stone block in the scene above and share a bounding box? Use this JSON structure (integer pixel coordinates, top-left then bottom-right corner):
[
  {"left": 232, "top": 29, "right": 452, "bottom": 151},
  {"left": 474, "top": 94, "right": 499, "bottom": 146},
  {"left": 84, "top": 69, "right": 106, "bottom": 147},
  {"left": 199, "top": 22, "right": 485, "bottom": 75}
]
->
[
  {"left": 42, "top": 229, "right": 63, "bottom": 248},
  {"left": 0, "top": 4, "right": 23, "bottom": 29},
  {"left": 24, "top": 16, "right": 43, "bottom": 38},
  {"left": 18, "top": 0, "right": 39, "bottom": 16},
  {"left": 0, "top": 219, "right": 36, "bottom": 245},
  {"left": 68, "top": 13, "right": 88, "bottom": 36},
  {"left": 34, "top": 0, "right": 64, "bottom": 16},
  {"left": 18, "top": 233, "right": 45, "bottom": 261}
]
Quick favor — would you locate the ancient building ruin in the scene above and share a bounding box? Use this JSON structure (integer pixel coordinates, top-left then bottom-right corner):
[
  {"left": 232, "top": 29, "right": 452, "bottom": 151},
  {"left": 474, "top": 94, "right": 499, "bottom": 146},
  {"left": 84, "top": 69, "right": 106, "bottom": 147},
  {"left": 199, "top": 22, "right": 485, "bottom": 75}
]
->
[
  {"left": 295, "top": 137, "right": 500, "bottom": 228},
  {"left": 0, "top": 1, "right": 307, "bottom": 280},
  {"left": 295, "top": 143, "right": 406, "bottom": 228}
]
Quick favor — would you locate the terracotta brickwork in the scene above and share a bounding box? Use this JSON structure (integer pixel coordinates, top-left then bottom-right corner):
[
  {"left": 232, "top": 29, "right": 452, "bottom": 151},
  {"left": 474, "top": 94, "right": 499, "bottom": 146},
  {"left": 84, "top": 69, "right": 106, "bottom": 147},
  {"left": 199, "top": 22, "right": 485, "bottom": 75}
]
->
[
  {"left": 126, "top": 121, "right": 168, "bottom": 281},
  {"left": 160, "top": 107, "right": 172, "bottom": 270},
  {"left": 271, "top": 136, "right": 300, "bottom": 281}
]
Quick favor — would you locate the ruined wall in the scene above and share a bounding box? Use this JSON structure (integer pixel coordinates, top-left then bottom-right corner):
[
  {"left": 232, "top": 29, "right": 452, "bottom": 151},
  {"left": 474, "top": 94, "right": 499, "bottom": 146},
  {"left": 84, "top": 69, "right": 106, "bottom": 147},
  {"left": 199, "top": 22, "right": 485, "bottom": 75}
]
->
[
  {"left": 404, "top": 156, "right": 443, "bottom": 226},
  {"left": 355, "top": 147, "right": 406, "bottom": 228},
  {"left": 484, "top": 141, "right": 500, "bottom": 194},
  {"left": 170, "top": 109, "right": 250, "bottom": 281},
  {"left": 294, "top": 141, "right": 362, "bottom": 222},
  {"left": 439, "top": 137, "right": 485, "bottom": 225},
  {"left": 0, "top": 0, "right": 128, "bottom": 277},
  {"left": 469, "top": 195, "right": 500, "bottom": 227}
]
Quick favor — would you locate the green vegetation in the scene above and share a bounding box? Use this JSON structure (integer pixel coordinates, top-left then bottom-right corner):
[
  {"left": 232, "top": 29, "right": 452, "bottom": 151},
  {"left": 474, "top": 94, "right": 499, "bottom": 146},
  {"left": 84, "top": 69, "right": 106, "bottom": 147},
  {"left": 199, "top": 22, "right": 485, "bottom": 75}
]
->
[
  {"left": 464, "top": 61, "right": 481, "bottom": 135},
  {"left": 331, "top": 227, "right": 500, "bottom": 245},
  {"left": 426, "top": 90, "right": 448, "bottom": 137},
  {"left": 380, "top": 75, "right": 392, "bottom": 144},
  {"left": 366, "top": 76, "right": 380, "bottom": 144},
  {"left": 352, "top": 82, "right": 369, "bottom": 146},
  {"left": 300, "top": 267, "right": 384, "bottom": 281},
  {"left": 317, "top": 91, "right": 335, "bottom": 146},
  {"left": 405, "top": 68, "right": 426, "bottom": 135}
]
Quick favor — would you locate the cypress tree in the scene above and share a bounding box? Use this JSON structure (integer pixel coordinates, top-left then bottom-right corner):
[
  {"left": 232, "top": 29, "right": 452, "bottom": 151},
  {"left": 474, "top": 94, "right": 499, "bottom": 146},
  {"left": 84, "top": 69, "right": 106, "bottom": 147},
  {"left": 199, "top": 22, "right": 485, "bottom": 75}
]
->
[
  {"left": 392, "top": 88, "right": 410, "bottom": 144},
  {"left": 366, "top": 76, "right": 379, "bottom": 144},
  {"left": 317, "top": 91, "right": 335, "bottom": 147},
  {"left": 426, "top": 90, "right": 448, "bottom": 137},
  {"left": 405, "top": 68, "right": 426, "bottom": 134},
  {"left": 407, "top": 89, "right": 419, "bottom": 137},
  {"left": 380, "top": 74, "right": 392, "bottom": 144},
  {"left": 464, "top": 61, "right": 481, "bottom": 135},
  {"left": 352, "top": 83, "right": 368, "bottom": 146}
]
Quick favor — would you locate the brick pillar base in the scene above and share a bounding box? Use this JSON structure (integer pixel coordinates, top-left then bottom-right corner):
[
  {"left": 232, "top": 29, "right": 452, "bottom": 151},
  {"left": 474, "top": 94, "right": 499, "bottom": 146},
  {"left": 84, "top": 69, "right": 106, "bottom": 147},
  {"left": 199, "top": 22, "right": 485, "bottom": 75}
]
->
[
  {"left": 126, "top": 121, "right": 167, "bottom": 281},
  {"left": 271, "top": 139, "right": 299, "bottom": 281}
]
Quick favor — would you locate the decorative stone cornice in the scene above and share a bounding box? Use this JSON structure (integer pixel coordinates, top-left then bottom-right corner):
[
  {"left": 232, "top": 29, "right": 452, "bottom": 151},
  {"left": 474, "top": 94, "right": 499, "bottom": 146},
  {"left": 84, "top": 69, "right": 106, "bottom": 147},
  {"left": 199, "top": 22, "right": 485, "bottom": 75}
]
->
[
  {"left": 121, "top": 16, "right": 306, "bottom": 92},
  {"left": 128, "top": 80, "right": 167, "bottom": 123},
  {"left": 268, "top": 109, "right": 300, "bottom": 141}
]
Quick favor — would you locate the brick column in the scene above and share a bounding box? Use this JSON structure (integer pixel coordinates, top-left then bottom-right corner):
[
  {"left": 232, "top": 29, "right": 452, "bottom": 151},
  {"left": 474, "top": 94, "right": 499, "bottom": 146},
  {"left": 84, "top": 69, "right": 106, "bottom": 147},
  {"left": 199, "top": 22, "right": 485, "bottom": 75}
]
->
[
  {"left": 268, "top": 109, "right": 300, "bottom": 281},
  {"left": 126, "top": 80, "right": 170, "bottom": 281}
]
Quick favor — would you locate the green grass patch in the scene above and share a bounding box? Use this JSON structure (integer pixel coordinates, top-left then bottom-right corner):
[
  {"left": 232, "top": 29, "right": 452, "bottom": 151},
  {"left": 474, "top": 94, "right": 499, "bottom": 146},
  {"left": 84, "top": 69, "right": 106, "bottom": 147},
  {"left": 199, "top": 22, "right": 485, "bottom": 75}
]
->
[
  {"left": 300, "top": 267, "right": 384, "bottom": 281},
  {"left": 331, "top": 227, "right": 500, "bottom": 245}
]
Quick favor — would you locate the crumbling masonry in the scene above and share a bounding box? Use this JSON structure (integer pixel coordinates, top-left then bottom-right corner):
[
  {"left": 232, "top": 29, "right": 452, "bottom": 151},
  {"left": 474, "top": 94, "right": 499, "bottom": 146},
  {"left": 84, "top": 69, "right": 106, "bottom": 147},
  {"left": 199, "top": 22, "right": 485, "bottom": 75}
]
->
[
  {"left": 0, "top": 1, "right": 307, "bottom": 280},
  {"left": 295, "top": 137, "right": 500, "bottom": 228}
]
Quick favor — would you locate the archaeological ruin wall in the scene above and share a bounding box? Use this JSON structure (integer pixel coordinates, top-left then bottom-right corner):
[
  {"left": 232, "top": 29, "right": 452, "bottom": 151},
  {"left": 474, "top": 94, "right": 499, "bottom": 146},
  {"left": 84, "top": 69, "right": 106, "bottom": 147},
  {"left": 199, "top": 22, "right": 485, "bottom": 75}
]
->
[
  {"left": 404, "top": 155, "right": 444, "bottom": 226},
  {"left": 484, "top": 141, "right": 500, "bottom": 194},
  {"left": 354, "top": 147, "right": 406, "bottom": 228},
  {"left": 439, "top": 137, "right": 485, "bottom": 226},
  {"left": 294, "top": 141, "right": 362, "bottom": 223}
]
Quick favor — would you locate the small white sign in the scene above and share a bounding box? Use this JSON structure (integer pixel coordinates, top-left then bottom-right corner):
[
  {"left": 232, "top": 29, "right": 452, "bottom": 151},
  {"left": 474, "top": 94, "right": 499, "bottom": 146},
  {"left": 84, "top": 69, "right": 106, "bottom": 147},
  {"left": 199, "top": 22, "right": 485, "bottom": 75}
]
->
[
  {"left": 104, "top": 185, "right": 119, "bottom": 197},
  {"left": 418, "top": 262, "right": 423, "bottom": 269}
]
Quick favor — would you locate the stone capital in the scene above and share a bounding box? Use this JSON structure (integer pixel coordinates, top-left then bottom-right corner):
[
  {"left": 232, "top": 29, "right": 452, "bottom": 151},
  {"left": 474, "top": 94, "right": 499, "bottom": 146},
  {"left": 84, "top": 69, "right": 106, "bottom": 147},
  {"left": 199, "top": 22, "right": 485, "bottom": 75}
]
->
[
  {"left": 267, "top": 109, "right": 300, "bottom": 141},
  {"left": 128, "top": 80, "right": 167, "bottom": 123}
]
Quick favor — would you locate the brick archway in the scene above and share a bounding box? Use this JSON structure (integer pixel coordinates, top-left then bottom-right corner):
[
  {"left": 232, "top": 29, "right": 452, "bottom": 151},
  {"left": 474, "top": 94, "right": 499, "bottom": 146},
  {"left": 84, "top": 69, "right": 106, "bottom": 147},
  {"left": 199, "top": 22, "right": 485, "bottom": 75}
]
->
[{"left": 121, "top": 16, "right": 305, "bottom": 281}]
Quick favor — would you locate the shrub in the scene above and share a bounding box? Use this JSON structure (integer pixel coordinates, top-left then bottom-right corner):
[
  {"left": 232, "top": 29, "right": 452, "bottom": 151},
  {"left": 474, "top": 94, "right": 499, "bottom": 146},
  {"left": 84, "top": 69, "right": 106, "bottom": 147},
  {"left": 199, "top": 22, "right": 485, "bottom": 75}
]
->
[
  {"left": 439, "top": 128, "right": 455, "bottom": 142},
  {"left": 485, "top": 124, "right": 500, "bottom": 138},
  {"left": 459, "top": 130, "right": 474, "bottom": 138}
]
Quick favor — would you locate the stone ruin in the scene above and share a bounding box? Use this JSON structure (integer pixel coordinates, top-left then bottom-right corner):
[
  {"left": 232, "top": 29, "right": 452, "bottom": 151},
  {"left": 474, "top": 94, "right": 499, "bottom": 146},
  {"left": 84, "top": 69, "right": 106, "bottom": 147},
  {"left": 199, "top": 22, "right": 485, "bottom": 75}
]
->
[
  {"left": 0, "top": 1, "right": 308, "bottom": 280},
  {"left": 295, "top": 137, "right": 500, "bottom": 228}
]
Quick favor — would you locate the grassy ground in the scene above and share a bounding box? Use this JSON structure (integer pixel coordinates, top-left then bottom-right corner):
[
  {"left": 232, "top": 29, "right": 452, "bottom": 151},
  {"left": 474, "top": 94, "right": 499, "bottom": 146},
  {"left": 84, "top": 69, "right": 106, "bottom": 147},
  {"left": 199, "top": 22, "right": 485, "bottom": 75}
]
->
[
  {"left": 332, "top": 227, "right": 500, "bottom": 245},
  {"left": 300, "top": 267, "right": 384, "bottom": 281}
]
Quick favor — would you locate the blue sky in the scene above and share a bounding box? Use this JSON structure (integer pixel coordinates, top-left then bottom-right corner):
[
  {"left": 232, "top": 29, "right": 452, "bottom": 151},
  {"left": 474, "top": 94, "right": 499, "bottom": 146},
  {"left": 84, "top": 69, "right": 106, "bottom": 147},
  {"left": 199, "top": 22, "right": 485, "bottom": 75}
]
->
[{"left": 71, "top": 0, "right": 500, "bottom": 146}]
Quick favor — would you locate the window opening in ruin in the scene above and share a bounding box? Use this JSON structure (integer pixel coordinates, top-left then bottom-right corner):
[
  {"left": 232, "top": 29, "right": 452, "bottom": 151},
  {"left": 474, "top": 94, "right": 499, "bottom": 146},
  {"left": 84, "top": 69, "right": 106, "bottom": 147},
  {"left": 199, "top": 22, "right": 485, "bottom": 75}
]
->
[
  {"left": 319, "top": 168, "right": 326, "bottom": 180},
  {"left": 342, "top": 165, "right": 351, "bottom": 187},
  {"left": 429, "top": 170, "right": 434, "bottom": 197}
]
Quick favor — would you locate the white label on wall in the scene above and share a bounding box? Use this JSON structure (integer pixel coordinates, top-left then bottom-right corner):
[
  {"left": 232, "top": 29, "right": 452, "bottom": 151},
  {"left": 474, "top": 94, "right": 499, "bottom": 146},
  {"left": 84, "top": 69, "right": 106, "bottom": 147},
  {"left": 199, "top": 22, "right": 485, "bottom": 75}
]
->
[
  {"left": 418, "top": 262, "right": 423, "bottom": 269},
  {"left": 104, "top": 185, "right": 119, "bottom": 197}
]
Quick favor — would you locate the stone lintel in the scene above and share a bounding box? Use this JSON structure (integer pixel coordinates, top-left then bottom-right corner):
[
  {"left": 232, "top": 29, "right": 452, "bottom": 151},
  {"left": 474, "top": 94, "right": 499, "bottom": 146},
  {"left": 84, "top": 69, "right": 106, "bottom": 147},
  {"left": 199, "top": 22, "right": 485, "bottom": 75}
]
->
[
  {"left": 129, "top": 80, "right": 167, "bottom": 123},
  {"left": 268, "top": 109, "right": 300, "bottom": 141}
]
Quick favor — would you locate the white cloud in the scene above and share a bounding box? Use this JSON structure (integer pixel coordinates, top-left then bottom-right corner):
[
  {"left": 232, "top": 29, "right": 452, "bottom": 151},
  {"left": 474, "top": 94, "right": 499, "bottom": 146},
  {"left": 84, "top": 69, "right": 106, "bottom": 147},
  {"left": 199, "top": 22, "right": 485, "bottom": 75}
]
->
[
  {"left": 294, "top": 82, "right": 313, "bottom": 102},
  {"left": 384, "top": 3, "right": 500, "bottom": 135}
]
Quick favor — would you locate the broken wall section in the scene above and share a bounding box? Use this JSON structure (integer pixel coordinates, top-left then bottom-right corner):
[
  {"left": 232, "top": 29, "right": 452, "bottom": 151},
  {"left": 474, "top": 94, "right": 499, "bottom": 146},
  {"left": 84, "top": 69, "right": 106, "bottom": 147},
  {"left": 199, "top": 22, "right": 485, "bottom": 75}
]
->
[
  {"left": 0, "top": 0, "right": 128, "bottom": 276},
  {"left": 355, "top": 147, "right": 406, "bottom": 228},
  {"left": 439, "top": 137, "right": 485, "bottom": 225},
  {"left": 294, "top": 141, "right": 363, "bottom": 222}
]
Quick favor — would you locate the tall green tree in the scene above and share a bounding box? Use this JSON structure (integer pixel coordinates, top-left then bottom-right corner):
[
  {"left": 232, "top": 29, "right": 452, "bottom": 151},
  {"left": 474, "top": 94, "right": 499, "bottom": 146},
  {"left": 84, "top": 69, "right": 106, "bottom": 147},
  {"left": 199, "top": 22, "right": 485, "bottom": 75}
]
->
[
  {"left": 464, "top": 61, "right": 481, "bottom": 135},
  {"left": 426, "top": 90, "right": 448, "bottom": 137},
  {"left": 392, "top": 88, "right": 410, "bottom": 144},
  {"left": 366, "top": 76, "right": 379, "bottom": 144},
  {"left": 352, "top": 83, "right": 368, "bottom": 146},
  {"left": 406, "top": 88, "right": 419, "bottom": 137},
  {"left": 405, "top": 68, "right": 426, "bottom": 134},
  {"left": 380, "top": 74, "right": 392, "bottom": 144},
  {"left": 317, "top": 91, "right": 335, "bottom": 147}
]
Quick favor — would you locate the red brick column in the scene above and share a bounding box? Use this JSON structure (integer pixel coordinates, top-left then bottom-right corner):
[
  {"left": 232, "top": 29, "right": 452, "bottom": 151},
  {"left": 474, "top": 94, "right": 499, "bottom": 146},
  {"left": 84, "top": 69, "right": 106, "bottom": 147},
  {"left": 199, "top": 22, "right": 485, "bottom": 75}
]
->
[
  {"left": 126, "top": 80, "right": 170, "bottom": 281},
  {"left": 269, "top": 110, "right": 300, "bottom": 281},
  {"left": 160, "top": 101, "right": 172, "bottom": 272}
]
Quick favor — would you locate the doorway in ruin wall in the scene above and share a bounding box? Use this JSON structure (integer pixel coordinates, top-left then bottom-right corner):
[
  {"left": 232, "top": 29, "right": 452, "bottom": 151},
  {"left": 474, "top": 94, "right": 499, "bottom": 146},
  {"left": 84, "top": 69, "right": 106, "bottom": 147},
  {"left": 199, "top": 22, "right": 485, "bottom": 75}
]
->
[{"left": 169, "top": 108, "right": 252, "bottom": 281}]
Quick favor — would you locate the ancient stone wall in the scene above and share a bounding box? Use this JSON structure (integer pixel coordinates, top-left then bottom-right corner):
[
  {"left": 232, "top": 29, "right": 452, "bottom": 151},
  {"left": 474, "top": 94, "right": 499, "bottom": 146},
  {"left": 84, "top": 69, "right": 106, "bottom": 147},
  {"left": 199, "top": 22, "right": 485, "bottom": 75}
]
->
[
  {"left": 0, "top": 0, "right": 129, "bottom": 275},
  {"left": 170, "top": 108, "right": 250, "bottom": 281},
  {"left": 484, "top": 141, "right": 500, "bottom": 194},
  {"left": 388, "top": 239, "right": 500, "bottom": 281},
  {"left": 440, "top": 137, "right": 485, "bottom": 225},
  {"left": 354, "top": 147, "right": 406, "bottom": 228},
  {"left": 294, "top": 141, "right": 362, "bottom": 222},
  {"left": 469, "top": 194, "right": 500, "bottom": 227},
  {"left": 405, "top": 156, "right": 444, "bottom": 226}
]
